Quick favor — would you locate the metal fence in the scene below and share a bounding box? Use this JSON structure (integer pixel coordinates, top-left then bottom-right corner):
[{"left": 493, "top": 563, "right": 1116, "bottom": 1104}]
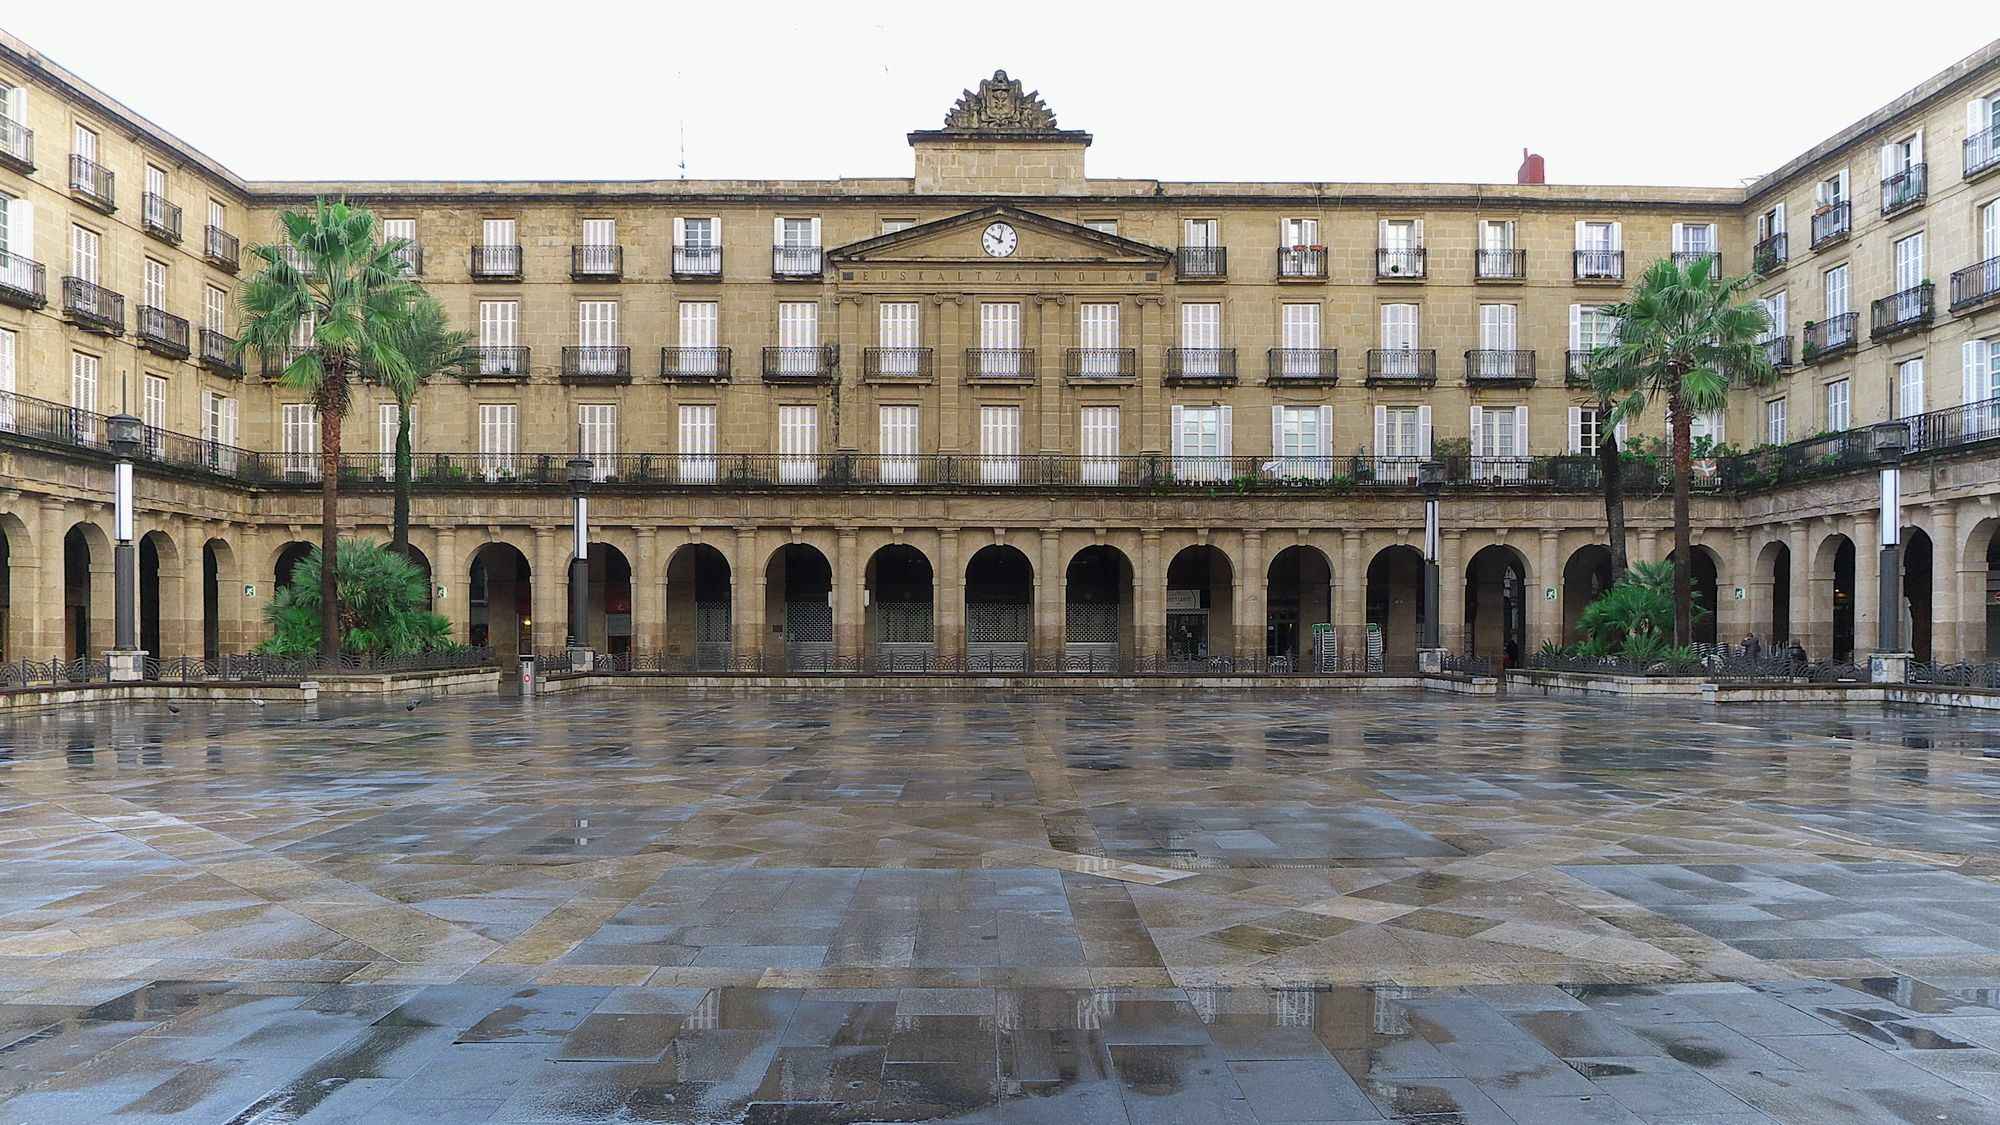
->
[
  {"left": 1911, "top": 661, "right": 2000, "bottom": 689},
  {"left": 0, "top": 648, "right": 497, "bottom": 689},
  {"left": 1528, "top": 647, "right": 1872, "bottom": 682},
  {"left": 541, "top": 649, "right": 1492, "bottom": 677}
]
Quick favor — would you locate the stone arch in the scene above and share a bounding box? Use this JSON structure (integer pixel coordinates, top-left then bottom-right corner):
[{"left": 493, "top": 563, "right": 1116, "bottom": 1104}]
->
[
  {"left": 1561, "top": 545, "right": 1614, "bottom": 642},
  {"left": 138, "top": 528, "right": 181, "bottom": 658},
  {"left": 965, "top": 544, "right": 1033, "bottom": 668},
  {"left": 1266, "top": 545, "right": 1334, "bottom": 670},
  {"left": 1901, "top": 526, "right": 1933, "bottom": 663},
  {"left": 866, "top": 544, "right": 935, "bottom": 670},
  {"left": 766, "top": 543, "right": 834, "bottom": 668},
  {"left": 1065, "top": 545, "right": 1134, "bottom": 669},
  {"left": 1365, "top": 544, "right": 1425, "bottom": 669},
  {"left": 272, "top": 540, "right": 315, "bottom": 593},
  {"left": 203, "top": 537, "right": 238, "bottom": 661},
  {"left": 1166, "top": 544, "right": 1235, "bottom": 667},
  {"left": 1465, "top": 543, "right": 1530, "bottom": 666},
  {"left": 64, "top": 521, "right": 113, "bottom": 661},
  {"left": 665, "top": 543, "right": 733, "bottom": 669},
  {"left": 1812, "top": 532, "right": 1858, "bottom": 662},
  {"left": 1665, "top": 545, "right": 1723, "bottom": 647},
  {"left": 569, "top": 541, "right": 632, "bottom": 654},
  {"left": 468, "top": 542, "right": 533, "bottom": 659},
  {"left": 0, "top": 512, "right": 27, "bottom": 662},
  {"left": 1754, "top": 538, "right": 1791, "bottom": 648}
]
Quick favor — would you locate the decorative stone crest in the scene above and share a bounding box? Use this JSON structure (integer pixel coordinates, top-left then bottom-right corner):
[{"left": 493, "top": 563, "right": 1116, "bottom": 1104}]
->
[{"left": 942, "top": 71, "right": 1060, "bottom": 133}]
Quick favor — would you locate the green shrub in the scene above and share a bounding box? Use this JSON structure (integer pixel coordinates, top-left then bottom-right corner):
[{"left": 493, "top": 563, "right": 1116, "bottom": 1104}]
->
[{"left": 261, "top": 540, "right": 455, "bottom": 655}]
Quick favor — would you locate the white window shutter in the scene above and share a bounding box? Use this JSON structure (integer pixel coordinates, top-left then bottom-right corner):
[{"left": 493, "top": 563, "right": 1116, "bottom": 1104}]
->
[
  {"left": 1573, "top": 220, "right": 1585, "bottom": 249},
  {"left": 1377, "top": 218, "right": 1389, "bottom": 246},
  {"left": 1469, "top": 406, "right": 1483, "bottom": 453},
  {"left": 1609, "top": 222, "right": 1623, "bottom": 251},
  {"left": 709, "top": 217, "right": 721, "bottom": 247},
  {"left": 1615, "top": 418, "right": 1629, "bottom": 445},
  {"left": 1271, "top": 405, "right": 1284, "bottom": 456},
  {"left": 1671, "top": 222, "right": 1684, "bottom": 250},
  {"left": 1972, "top": 98, "right": 1989, "bottom": 142},
  {"left": 1879, "top": 143, "right": 1893, "bottom": 179},
  {"left": 1417, "top": 405, "right": 1433, "bottom": 456},
  {"left": 1568, "top": 406, "right": 1584, "bottom": 453},
  {"left": 772, "top": 216, "right": 783, "bottom": 246},
  {"left": 1171, "top": 404, "right": 1185, "bottom": 457},
  {"left": 1773, "top": 202, "right": 1785, "bottom": 234},
  {"left": 809, "top": 217, "right": 821, "bottom": 246},
  {"left": 672, "top": 217, "right": 685, "bottom": 247},
  {"left": 1912, "top": 130, "right": 1923, "bottom": 164},
  {"left": 1317, "top": 405, "right": 1333, "bottom": 455},
  {"left": 6, "top": 197, "right": 30, "bottom": 260},
  {"left": 1969, "top": 341, "right": 1992, "bottom": 405},
  {"left": 1710, "top": 411, "right": 1724, "bottom": 444},
  {"left": 1514, "top": 406, "right": 1528, "bottom": 452},
  {"left": 1412, "top": 218, "right": 1423, "bottom": 245},
  {"left": 1218, "top": 405, "right": 1232, "bottom": 458},
  {"left": 1373, "top": 405, "right": 1387, "bottom": 455},
  {"left": 1568, "top": 304, "right": 1582, "bottom": 350}
]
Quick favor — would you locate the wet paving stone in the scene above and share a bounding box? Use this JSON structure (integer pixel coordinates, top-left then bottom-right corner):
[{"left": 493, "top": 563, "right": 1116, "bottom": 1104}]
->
[{"left": 5, "top": 689, "right": 2000, "bottom": 1120}]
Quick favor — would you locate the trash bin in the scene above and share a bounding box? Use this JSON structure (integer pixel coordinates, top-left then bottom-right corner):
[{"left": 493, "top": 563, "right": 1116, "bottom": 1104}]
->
[{"left": 517, "top": 653, "right": 537, "bottom": 694}]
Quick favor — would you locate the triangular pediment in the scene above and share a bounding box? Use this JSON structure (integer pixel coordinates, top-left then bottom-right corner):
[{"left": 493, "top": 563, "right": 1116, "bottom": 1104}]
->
[{"left": 828, "top": 206, "right": 1168, "bottom": 266}]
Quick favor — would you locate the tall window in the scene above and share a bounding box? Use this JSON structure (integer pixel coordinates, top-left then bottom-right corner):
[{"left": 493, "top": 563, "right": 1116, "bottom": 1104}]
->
[
  {"left": 1476, "top": 304, "right": 1518, "bottom": 378},
  {"left": 978, "top": 302, "right": 1022, "bottom": 376},
  {"left": 1471, "top": 405, "right": 1527, "bottom": 481},
  {"left": 73, "top": 123, "right": 97, "bottom": 164},
  {"left": 878, "top": 301, "right": 920, "bottom": 375},
  {"left": 1374, "top": 405, "right": 1430, "bottom": 480},
  {"left": 378, "top": 401, "right": 410, "bottom": 477},
  {"left": 1179, "top": 303, "right": 1221, "bottom": 375},
  {"left": 675, "top": 216, "right": 721, "bottom": 275},
  {"left": 481, "top": 218, "right": 517, "bottom": 274},
  {"left": 777, "top": 301, "right": 818, "bottom": 375},
  {"left": 478, "top": 403, "right": 517, "bottom": 478},
  {"left": 1759, "top": 291, "right": 1787, "bottom": 344},
  {"left": 878, "top": 404, "right": 919, "bottom": 483},
  {"left": 777, "top": 404, "right": 818, "bottom": 483},
  {"left": 0, "top": 327, "right": 13, "bottom": 430},
  {"left": 71, "top": 224, "right": 99, "bottom": 283},
  {"left": 1898, "top": 358, "right": 1925, "bottom": 418},
  {"left": 1379, "top": 218, "right": 1421, "bottom": 275},
  {"left": 1824, "top": 263, "right": 1851, "bottom": 345},
  {"left": 577, "top": 404, "right": 617, "bottom": 480},
  {"left": 1171, "top": 404, "right": 1228, "bottom": 482},
  {"left": 70, "top": 350, "right": 98, "bottom": 416},
  {"left": 1272, "top": 405, "right": 1331, "bottom": 479},
  {"left": 1673, "top": 222, "right": 1717, "bottom": 257},
  {"left": 1182, "top": 218, "right": 1220, "bottom": 273},
  {"left": 144, "top": 258, "right": 167, "bottom": 309},
  {"left": 679, "top": 300, "right": 720, "bottom": 375},
  {"left": 282, "top": 402, "right": 319, "bottom": 476},
  {"left": 1966, "top": 337, "right": 2000, "bottom": 406},
  {"left": 482, "top": 218, "right": 515, "bottom": 248},
  {"left": 1569, "top": 407, "right": 1628, "bottom": 456},
  {"left": 580, "top": 218, "right": 616, "bottom": 274},
  {"left": 478, "top": 301, "right": 519, "bottom": 374},
  {"left": 1576, "top": 220, "right": 1621, "bottom": 278},
  {"left": 1826, "top": 379, "right": 1850, "bottom": 431},
  {"left": 1766, "top": 398, "right": 1788, "bottom": 445},
  {"left": 1279, "top": 217, "right": 1320, "bottom": 276},
  {"left": 577, "top": 300, "right": 618, "bottom": 374},
  {"left": 204, "top": 285, "right": 227, "bottom": 332},
  {"left": 1480, "top": 219, "right": 1515, "bottom": 250},
  {"left": 1379, "top": 304, "right": 1420, "bottom": 376},
  {"left": 1079, "top": 302, "right": 1120, "bottom": 374},
  {"left": 1817, "top": 170, "right": 1849, "bottom": 206},
  {"left": 144, "top": 165, "right": 168, "bottom": 225},
  {"left": 1278, "top": 304, "right": 1323, "bottom": 376},
  {"left": 141, "top": 374, "right": 166, "bottom": 456},
  {"left": 678, "top": 403, "right": 718, "bottom": 483},
  {"left": 778, "top": 217, "right": 817, "bottom": 248},
  {"left": 1080, "top": 406, "right": 1120, "bottom": 484},
  {"left": 1893, "top": 232, "right": 1925, "bottom": 309},
  {"left": 202, "top": 390, "right": 238, "bottom": 470},
  {"left": 978, "top": 405, "right": 1021, "bottom": 484}
]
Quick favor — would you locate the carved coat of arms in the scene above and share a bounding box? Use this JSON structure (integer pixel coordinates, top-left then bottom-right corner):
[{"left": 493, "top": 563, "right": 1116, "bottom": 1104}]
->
[{"left": 942, "top": 71, "right": 1059, "bottom": 133}]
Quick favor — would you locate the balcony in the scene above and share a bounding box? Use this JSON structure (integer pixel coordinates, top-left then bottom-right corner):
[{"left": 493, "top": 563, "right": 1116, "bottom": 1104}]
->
[
  {"left": 199, "top": 329, "right": 243, "bottom": 377},
  {"left": 69, "top": 154, "right": 115, "bottom": 212},
  {"left": 1474, "top": 249, "right": 1526, "bottom": 281},
  {"left": 1951, "top": 256, "right": 2000, "bottom": 313},
  {"left": 0, "top": 113, "right": 33, "bottom": 172},
  {"left": 1164, "top": 347, "right": 1237, "bottom": 384},
  {"left": 1175, "top": 246, "right": 1226, "bottom": 279},
  {"left": 1466, "top": 349, "right": 1535, "bottom": 385},
  {"left": 965, "top": 348, "right": 1036, "bottom": 381},
  {"left": 136, "top": 305, "right": 190, "bottom": 358},
  {"left": 772, "top": 245, "right": 823, "bottom": 278},
  {"left": 391, "top": 243, "right": 423, "bottom": 277},
  {"left": 261, "top": 345, "right": 310, "bottom": 377},
  {"left": 1064, "top": 348, "right": 1136, "bottom": 379},
  {"left": 661, "top": 347, "right": 731, "bottom": 382},
  {"left": 1671, "top": 250, "right": 1720, "bottom": 273},
  {"left": 470, "top": 346, "right": 531, "bottom": 379},
  {"left": 1574, "top": 249, "right": 1624, "bottom": 282},
  {"left": 1753, "top": 233, "right": 1787, "bottom": 274},
  {"left": 1869, "top": 282, "right": 1934, "bottom": 340},
  {"left": 0, "top": 251, "right": 47, "bottom": 309},
  {"left": 674, "top": 246, "right": 722, "bottom": 279},
  {"left": 470, "top": 244, "right": 522, "bottom": 279},
  {"left": 1810, "top": 202, "right": 1851, "bottom": 249},
  {"left": 1266, "top": 349, "right": 1337, "bottom": 384},
  {"left": 140, "top": 193, "right": 182, "bottom": 244},
  {"left": 1365, "top": 349, "right": 1437, "bottom": 385},
  {"left": 1967, "top": 125, "right": 2000, "bottom": 180},
  {"left": 762, "top": 345, "right": 838, "bottom": 381},
  {"left": 571, "top": 244, "right": 622, "bottom": 280},
  {"left": 61, "top": 277, "right": 124, "bottom": 335},
  {"left": 560, "top": 345, "right": 631, "bottom": 383},
  {"left": 1377, "top": 248, "right": 1425, "bottom": 279},
  {"left": 1761, "top": 335, "right": 1793, "bottom": 369},
  {"left": 204, "top": 226, "right": 240, "bottom": 273},
  {"left": 863, "top": 347, "right": 934, "bottom": 381},
  {"left": 1802, "top": 312, "right": 1857, "bottom": 363},
  {"left": 1880, "top": 164, "right": 1926, "bottom": 215},
  {"left": 1277, "top": 247, "right": 1326, "bottom": 279},
  {"left": 1564, "top": 350, "right": 1598, "bottom": 387}
]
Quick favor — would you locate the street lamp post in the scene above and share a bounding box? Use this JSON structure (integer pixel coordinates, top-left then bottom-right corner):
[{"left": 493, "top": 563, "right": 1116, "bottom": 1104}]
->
[
  {"left": 1417, "top": 459, "right": 1445, "bottom": 673},
  {"left": 566, "top": 454, "right": 595, "bottom": 673},
  {"left": 1869, "top": 420, "right": 1910, "bottom": 683},
  {"left": 106, "top": 411, "right": 145, "bottom": 682}
]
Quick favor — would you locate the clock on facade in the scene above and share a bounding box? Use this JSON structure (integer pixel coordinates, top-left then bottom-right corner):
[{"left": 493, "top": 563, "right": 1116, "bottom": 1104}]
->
[{"left": 981, "top": 222, "right": 1018, "bottom": 257}]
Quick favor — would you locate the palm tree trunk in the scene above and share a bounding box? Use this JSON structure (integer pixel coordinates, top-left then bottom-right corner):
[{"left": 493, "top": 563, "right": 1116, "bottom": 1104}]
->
[
  {"left": 1667, "top": 385, "right": 1694, "bottom": 648},
  {"left": 317, "top": 394, "right": 344, "bottom": 657},
  {"left": 392, "top": 397, "right": 413, "bottom": 556},
  {"left": 1595, "top": 403, "right": 1629, "bottom": 581}
]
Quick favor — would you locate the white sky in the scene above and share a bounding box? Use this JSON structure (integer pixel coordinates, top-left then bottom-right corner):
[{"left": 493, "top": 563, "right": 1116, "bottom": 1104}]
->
[{"left": 8, "top": 1, "right": 1999, "bottom": 187}]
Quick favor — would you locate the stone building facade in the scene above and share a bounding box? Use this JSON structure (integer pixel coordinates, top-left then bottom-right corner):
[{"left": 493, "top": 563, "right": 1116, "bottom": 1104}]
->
[{"left": 2, "top": 36, "right": 1998, "bottom": 672}]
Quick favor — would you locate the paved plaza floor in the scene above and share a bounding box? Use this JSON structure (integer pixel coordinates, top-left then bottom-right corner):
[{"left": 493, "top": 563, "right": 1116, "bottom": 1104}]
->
[{"left": 3, "top": 690, "right": 2000, "bottom": 1122}]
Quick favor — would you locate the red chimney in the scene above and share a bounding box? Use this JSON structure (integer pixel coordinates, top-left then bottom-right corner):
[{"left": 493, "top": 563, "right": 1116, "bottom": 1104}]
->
[{"left": 1517, "top": 148, "right": 1546, "bottom": 185}]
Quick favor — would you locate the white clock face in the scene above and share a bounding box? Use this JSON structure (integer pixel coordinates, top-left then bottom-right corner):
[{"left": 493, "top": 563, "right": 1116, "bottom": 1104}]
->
[{"left": 981, "top": 222, "right": 1018, "bottom": 257}]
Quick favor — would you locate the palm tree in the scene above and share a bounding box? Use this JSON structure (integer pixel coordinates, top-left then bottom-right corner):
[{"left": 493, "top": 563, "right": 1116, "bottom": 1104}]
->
[
  {"left": 373, "top": 295, "right": 474, "bottom": 556},
  {"left": 1591, "top": 257, "right": 1776, "bottom": 646},
  {"left": 1593, "top": 398, "right": 1630, "bottom": 583},
  {"left": 235, "top": 199, "right": 418, "bottom": 655}
]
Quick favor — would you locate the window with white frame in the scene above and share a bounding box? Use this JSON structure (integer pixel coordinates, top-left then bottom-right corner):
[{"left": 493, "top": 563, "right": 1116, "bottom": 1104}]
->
[
  {"left": 1971, "top": 89, "right": 2000, "bottom": 172},
  {"left": 1817, "top": 170, "right": 1849, "bottom": 206},
  {"left": 880, "top": 217, "right": 916, "bottom": 234},
  {"left": 1966, "top": 337, "right": 2000, "bottom": 406},
  {"left": 674, "top": 216, "right": 721, "bottom": 275},
  {"left": 204, "top": 285, "right": 227, "bottom": 333},
  {"left": 1171, "top": 404, "right": 1229, "bottom": 482},
  {"left": 1082, "top": 218, "right": 1118, "bottom": 235},
  {"left": 1882, "top": 132, "right": 1921, "bottom": 177},
  {"left": 1893, "top": 233, "right": 1925, "bottom": 318},
  {"left": 0, "top": 80, "right": 24, "bottom": 158},
  {"left": 1691, "top": 409, "right": 1723, "bottom": 451},
  {"left": 678, "top": 403, "right": 717, "bottom": 483},
  {"left": 1475, "top": 304, "right": 1518, "bottom": 377},
  {"left": 73, "top": 122, "right": 96, "bottom": 165},
  {"left": 1672, "top": 222, "right": 1717, "bottom": 259},
  {"left": 778, "top": 217, "right": 817, "bottom": 248},
  {"left": 478, "top": 301, "right": 519, "bottom": 374},
  {"left": 1759, "top": 290, "right": 1788, "bottom": 347},
  {"left": 0, "top": 189, "right": 21, "bottom": 276},
  {"left": 1576, "top": 220, "right": 1622, "bottom": 277},
  {"left": 878, "top": 404, "right": 919, "bottom": 483},
  {"left": 1080, "top": 405, "right": 1120, "bottom": 483},
  {"left": 1277, "top": 304, "right": 1323, "bottom": 376},
  {"left": 777, "top": 403, "right": 818, "bottom": 483},
  {"left": 1766, "top": 397, "right": 1787, "bottom": 445},
  {"left": 0, "top": 327, "right": 13, "bottom": 430},
  {"left": 774, "top": 216, "right": 820, "bottom": 273},
  {"left": 878, "top": 302, "right": 920, "bottom": 375},
  {"left": 143, "top": 258, "right": 166, "bottom": 309},
  {"left": 1179, "top": 303, "right": 1221, "bottom": 375},
  {"left": 70, "top": 350, "right": 98, "bottom": 417},
  {"left": 1279, "top": 217, "right": 1320, "bottom": 275},
  {"left": 1374, "top": 404, "right": 1430, "bottom": 481},
  {"left": 1826, "top": 379, "right": 1850, "bottom": 431},
  {"left": 1568, "top": 406, "right": 1628, "bottom": 456},
  {"left": 1898, "top": 358, "right": 1925, "bottom": 418},
  {"left": 777, "top": 301, "right": 818, "bottom": 374},
  {"left": 1379, "top": 218, "right": 1422, "bottom": 275},
  {"left": 1378, "top": 303, "right": 1420, "bottom": 375},
  {"left": 1982, "top": 198, "right": 2000, "bottom": 266},
  {"left": 577, "top": 404, "right": 617, "bottom": 480},
  {"left": 202, "top": 390, "right": 238, "bottom": 470},
  {"left": 478, "top": 403, "right": 517, "bottom": 478},
  {"left": 1824, "top": 263, "right": 1851, "bottom": 343},
  {"left": 482, "top": 218, "right": 515, "bottom": 248},
  {"left": 377, "top": 401, "right": 410, "bottom": 477},
  {"left": 1471, "top": 405, "right": 1527, "bottom": 481},
  {"left": 678, "top": 300, "right": 720, "bottom": 374},
  {"left": 1271, "top": 404, "right": 1332, "bottom": 479},
  {"left": 1569, "top": 304, "right": 1617, "bottom": 380},
  {"left": 1079, "top": 302, "right": 1121, "bottom": 374},
  {"left": 70, "top": 223, "right": 99, "bottom": 284},
  {"left": 977, "top": 302, "right": 1022, "bottom": 376},
  {"left": 979, "top": 404, "right": 1021, "bottom": 484},
  {"left": 380, "top": 217, "right": 416, "bottom": 273},
  {"left": 144, "top": 164, "right": 168, "bottom": 222},
  {"left": 1756, "top": 204, "right": 1785, "bottom": 242},
  {"left": 1477, "top": 220, "right": 1517, "bottom": 278},
  {"left": 579, "top": 218, "right": 617, "bottom": 274},
  {"left": 577, "top": 300, "right": 619, "bottom": 373},
  {"left": 142, "top": 373, "right": 167, "bottom": 456},
  {"left": 281, "top": 402, "right": 319, "bottom": 476}
]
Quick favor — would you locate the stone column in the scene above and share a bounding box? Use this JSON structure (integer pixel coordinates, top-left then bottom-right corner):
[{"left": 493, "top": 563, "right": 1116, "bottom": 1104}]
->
[
  {"left": 1636, "top": 527, "right": 1659, "bottom": 564},
  {"left": 1719, "top": 528, "right": 1753, "bottom": 642},
  {"left": 177, "top": 528, "right": 206, "bottom": 659},
  {"left": 37, "top": 502, "right": 72, "bottom": 659},
  {"left": 836, "top": 527, "right": 862, "bottom": 665},
  {"left": 433, "top": 526, "right": 466, "bottom": 644},
  {"left": 937, "top": 298, "right": 963, "bottom": 454},
  {"left": 1531, "top": 528, "right": 1560, "bottom": 651},
  {"left": 1788, "top": 520, "right": 1814, "bottom": 653},
  {"left": 1036, "top": 296, "right": 1064, "bottom": 452},
  {"left": 1036, "top": 529, "right": 1063, "bottom": 666},
  {"left": 4, "top": 503, "right": 43, "bottom": 662},
  {"left": 154, "top": 544, "right": 188, "bottom": 659},
  {"left": 633, "top": 526, "right": 662, "bottom": 654},
  {"left": 1237, "top": 529, "right": 1265, "bottom": 665},
  {"left": 88, "top": 531, "right": 116, "bottom": 663},
  {"left": 1931, "top": 502, "right": 1964, "bottom": 663},
  {"left": 532, "top": 526, "right": 565, "bottom": 655},
  {"left": 1854, "top": 512, "right": 1879, "bottom": 659},
  {"left": 1138, "top": 298, "right": 1166, "bottom": 453},
  {"left": 935, "top": 528, "right": 962, "bottom": 661},
  {"left": 1139, "top": 528, "right": 1163, "bottom": 662},
  {"left": 733, "top": 526, "right": 762, "bottom": 663},
  {"left": 1438, "top": 530, "right": 1465, "bottom": 652},
  {"left": 1338, "top": 531, "right": 1365, "bottom": 663}
]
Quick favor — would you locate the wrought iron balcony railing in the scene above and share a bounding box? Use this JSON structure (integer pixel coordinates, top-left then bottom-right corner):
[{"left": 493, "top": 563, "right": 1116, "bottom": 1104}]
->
[
  {"left": 1565, "top": 350, "right": 1596, "bottom": 387},
  {"left": 470, "top": 244, "right": 522, "bottom": 279},
  {"left": 1465, "top": 349, "right": 1535, "bottom": 384},
  {"left": 571, "top": 244, "right": 622, "bottom": 279},
  {"left": 1753, "top": 233, "right": 1787, "bottom": 273},
  {"left": 0, "top": 113, "right": 33, "bottom": 172},
  {"left": 1671, "top": 250, "right": 1720, "bottom": 273},
  {"left": 1951, "top": 256, "right": 2000, "bottom": 312},
  {"left": 762, "top": 345, "right": 838, "bottom": 380},
  {"left": 1802, "top": 312, "right": 1857, "bottom": 363},
  {"left": 1880, "top": 164, "right": 1927, "bottom": 214},
  {"left": 1869, "top": 282, "right": 1934, "bottom": 339},
  {"left": 1574, "top": 249, "right": 1623, "bottom": 281},
  {"left": 772, "top": 245, "right": 823, "bottom": 277},
  {"left": 1474, "top": 249, "right": 1526, "bottom": 280},
  {"left": 1266, "top": 348, "right": 1338, "bottom": 383},
  {"left": 1277, "top": 247, "right": 1326, "bottom": 279},
  {"left": 141, "top": 193, "right": 182, "bottom": 243},
  {"left": 1377, "top": 248, "right": 1425, "bottom": 279},
  {"left": 199, "top": 329, "right": 243, "bottom": 377},
  {"left": 1175, "top": 246, "right": 1226, "bottom": 278},
  {"left": 674, "top": 246, "right": 722, "bottom": 278},
  {"left": 661, "top": 346, "right": 731, "bottom": 381},
  {"left": 390, "top": 242, "right": 422, "bottom": 277},
  {"left": 560, "top": 345, "right": 631, "bottom": 382},
  {"left": 61, "top": 277, "right": 124, "bottom": 334},
  {"left": 1164, "top": 347, "right": 1237, "bottom": 383},
  {"left": 69, "top": 154, "right": 114, "bottom": 211},
  {"left": 1967, "top": 125, "right": 2000, "bottom": 179},
  {"left": 137, "top": 305, "right": 190, "bottom": 358},
  {"left": 260, "top": 345, "right": 310, "bottom": 377},
  {"left": 1366, "top": 349, "right": 1436, "bottom": 384},
  {"left": 1811, "top": 202, "right": 1851, "bottom": 248},
  {"left": 1064, "top": 348, "right": 1136, "bottom": 379},
  {"left": 863, "top": 347, "right": 933, "bottom": 379},
  {"left": 471, "top": 346, "right": 531, "bottom": 379},
  {"left": 204, "top": 226, "right": 239, "bottom": 273},
  {"left": 1762, "top": 334, "right": 1793, "bottom": 369},
  {"left": 965, "top": 348, "right": 1036, "bottom": 380},
  {"left": 0, "top": 251, "right": 46, "bottom": 310}
]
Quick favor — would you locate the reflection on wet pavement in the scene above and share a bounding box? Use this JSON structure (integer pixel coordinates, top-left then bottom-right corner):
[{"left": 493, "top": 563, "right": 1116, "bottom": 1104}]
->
[{"left": 1, "top": 689, "right": 1999, "bottom": 1121}]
